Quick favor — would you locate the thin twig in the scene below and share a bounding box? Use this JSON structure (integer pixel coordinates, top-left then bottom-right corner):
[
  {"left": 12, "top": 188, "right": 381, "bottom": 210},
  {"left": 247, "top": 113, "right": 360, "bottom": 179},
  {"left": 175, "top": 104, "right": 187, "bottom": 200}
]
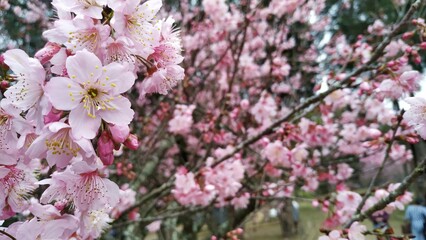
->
[
  {"left": 346, "top": 158, "right": 426, "bottom": 227},
  {"left": 354, "top": 110, "right": 405, "bottom": 216},
  {"left": 210, "top": 0, "right": 424, "bottom": 167},
  {"left": 0, "top": 230, "right": 16, "bottom": 240}
]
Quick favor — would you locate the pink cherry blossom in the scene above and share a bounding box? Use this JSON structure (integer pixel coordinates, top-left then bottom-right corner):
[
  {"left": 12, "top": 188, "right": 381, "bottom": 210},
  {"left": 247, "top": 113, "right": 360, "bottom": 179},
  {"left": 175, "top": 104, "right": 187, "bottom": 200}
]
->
[
  {"left": 26, "top": 122, "right": 95, "bottom": 168},
  {"left": 111, "top": 0, "right": 162, "bottom": 55},
  {"left": 52, "top": 0, "right": 107, "bottom": 19},
  {"left": 146, "top": 220, "right": 162, "bottom": 232},
  {"left": 0, "top": 163, "right": 36, "bottom": 217},
  {"left": 263, "top": 140, "right": 291, "bottom": 167},
  {"left": 76, "top": 208, "right": 112, "bottom": 239},
  {"left": 138, "top": 17, "right": 184, "bottom": 96},
  {"left": 168, "top": 104, "right": 195, "bottom": 135},
  {"left": 40, "top": 161, "right": 119, "bottom": 211},
  {"left": 404, "top": 97, "right": 426, "bottom": 139},
  {"left": 3, "top": 49, "right": 45, "bottom": 111},
  {"left": 44, "top": 16, "right": 110, "bottom": 57},
  {"left": 347, "top": 222, "right": 367, "bottom": 240},
  {"left": 44, "top": 50, "right": 135, "bottom": 139}
]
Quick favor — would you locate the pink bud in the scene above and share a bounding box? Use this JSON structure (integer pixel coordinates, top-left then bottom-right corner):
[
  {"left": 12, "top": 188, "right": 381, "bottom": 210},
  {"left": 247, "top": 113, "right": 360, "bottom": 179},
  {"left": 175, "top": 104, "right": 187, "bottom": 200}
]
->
[
  {"left": 128, "top": 210, "right": 139, "bottom": 221},
  {"left": 359, "top": 82, "right": 371, "bottom": 91},
  {"left": 108, "top": 124, "right": 130, "bottom": 143},
  {"left": 35, "top": 42, "right": 61, "bottom": 65},
  {"left": 124, "top": 134, "right": 139, "bottom": 150},
  {"left": 240, "top": 99, "right": 249, "bottom": 110},
  {"left": 368, "top": 129, "right": 381, "bottom": 138},
  {"left": 402, "top": 31, "right": 415, "bottom": 40},
  {"left": 387, "top": 60, "right": 396, "bottom": 67},
  {"left": 235, "top": 228, "right": 244, "bottom": 234},
  {"left": 405, "top": 46, "right": 412, "bottom": 53},
  {"left": 414, "top": 55, "right": 422, "bottom": 64},
  {"left": 54, "top": 201, "right": 66, "bottom": 211},
  {"left": 420, "top": 42, "right": 426, "bottom": 50},
  {"left": 97, "top": 131, "right": 115, "bottom": 166},
  {"left": 406, "top": 137, "right": 419, "bottom": 144},
  {"left": 0, "top": 54, "right": 8, "bottom": 70},
  {"left": 43, "top": 108, "right": 63, "bottom": 124},
  {"left": 0, "top": 80, "right": 9, "bottom": 90}
]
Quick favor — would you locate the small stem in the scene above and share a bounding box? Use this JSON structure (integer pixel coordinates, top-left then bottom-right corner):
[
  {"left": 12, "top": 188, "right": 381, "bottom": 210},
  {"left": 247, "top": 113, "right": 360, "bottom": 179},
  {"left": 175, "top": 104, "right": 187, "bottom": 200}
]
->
[
  {"left": 353, "top": 110, "right": 405, "bottom": 217},
  {"left": 0, "top": 230, "right": 16, "bottom": 240}
]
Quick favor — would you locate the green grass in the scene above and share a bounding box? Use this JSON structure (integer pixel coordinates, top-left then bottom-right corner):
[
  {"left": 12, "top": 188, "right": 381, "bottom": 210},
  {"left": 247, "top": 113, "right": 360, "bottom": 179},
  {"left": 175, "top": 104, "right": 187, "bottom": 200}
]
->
[
  {"left": 146, "top": 202, "right": 405, "bottom": 240},
  {"left": 241, "top": 202, "right": 405, "bottom": 240}
]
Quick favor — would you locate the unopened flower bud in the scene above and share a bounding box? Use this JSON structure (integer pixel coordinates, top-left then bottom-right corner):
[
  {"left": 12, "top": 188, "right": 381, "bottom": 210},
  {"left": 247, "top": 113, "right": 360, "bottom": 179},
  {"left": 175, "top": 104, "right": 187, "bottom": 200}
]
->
[
  {"left": 420, "top": 42, "right": 426, "bottom": 50},
  {"left": 240, "top": 99, "right": 249, "bottom": 110},
  {"left": 108, "top": 124, "right": 130, "bottom": 143},
  {"left": 43, "top": 108, "right": 63, "bottom": 124},
  {"left": 368, "top": 129, "right": 381, "bottom": 138},
  {"left": 402, "top": 31, "right": 415, "bottom": 40},
  {"left": 414, "top": 55, "right": 422, "bottom": 64},
  {"left": 0, "top": 54, "right": 9, "bottom": 71},
  {"left": 387, "top": 60, "right": 396, "bottom": 67},
  {"left": 359, "top": 82, "right": 371, "bottom": 91},
  {"left": 0, "top": 80, "right": 9, "bottom": 90},
  {"left": 405, "top": 46, "right": 412, "bottom": 53},
  {"left": 124, "top": 134, "right": 139, "bottom": 150},
  {"left": 35, "top": 42, "right": 61, "bottom": 65},
  {"left": 97, "top": 131, "right": 115, "bottom": 166}
]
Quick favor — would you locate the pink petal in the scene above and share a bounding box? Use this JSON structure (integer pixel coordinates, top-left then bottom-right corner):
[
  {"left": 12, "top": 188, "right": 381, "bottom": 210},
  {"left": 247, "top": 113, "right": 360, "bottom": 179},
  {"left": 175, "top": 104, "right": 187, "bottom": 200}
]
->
[
  {"left": 139, "top": 0, "right": 162, "bottom": 21},
  {"left": 0, "top": 167, "right": 11, "bottom": 178},
  {"left": 44, "top": 77, "right": 83, "bottom": 110},
  {"left": 25, "top": 133, "right": 49, "bottom": 159},
  {"left": 4, "top": 80, "right": 43, "bottom": 111},
  {"left": 100, "top": 62, "right": 135, "bottom": 95},
  {"left": 69, "top": 103, "right": 101, "bottom": 139},
  {"left": 98, "top": 96, "right": 134, "bottom": 125},
  {"left": 3, "top": 49, "right": 45, "bottom": 83},
  {"left": 46, "top": 151, "right": 73, "bottom": 169},
  {"left": 65, "top": 50, "right": 102, "bottom": 85}
]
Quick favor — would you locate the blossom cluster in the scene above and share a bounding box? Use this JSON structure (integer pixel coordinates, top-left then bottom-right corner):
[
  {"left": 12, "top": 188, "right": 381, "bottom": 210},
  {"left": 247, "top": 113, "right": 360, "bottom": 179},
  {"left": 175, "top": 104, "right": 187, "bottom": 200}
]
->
[
  {"left": 0, "top": 0, "right": 183, "bottom": 238},
  {"left": 1, "top": 0, "right": 425, "bottom": 238}
]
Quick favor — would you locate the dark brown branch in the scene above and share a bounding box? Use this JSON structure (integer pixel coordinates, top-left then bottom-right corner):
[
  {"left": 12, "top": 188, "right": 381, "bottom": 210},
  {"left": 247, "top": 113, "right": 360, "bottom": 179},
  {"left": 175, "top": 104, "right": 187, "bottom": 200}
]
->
[
  {"left": 0, "top": 230, "right": 16, "bottom": 240},
  {"left": 115, "top": 0, "right": 424, "bottom": 225},
  {"left": 210, "top": 0, "right": 424, "bottom": 167},
  {"left": 354, "top": 110, "right": 405, "bottom": 216},
  {"left": 347, "top": 158, "right": 426, "bottom": 227}
]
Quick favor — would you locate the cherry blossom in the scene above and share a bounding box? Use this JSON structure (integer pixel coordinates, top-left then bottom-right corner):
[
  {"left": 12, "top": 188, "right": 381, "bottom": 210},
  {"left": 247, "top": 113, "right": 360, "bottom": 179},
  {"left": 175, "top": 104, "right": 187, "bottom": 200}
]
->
[{"left": 44, "top": 50, "right": 135, "bottom": 139}]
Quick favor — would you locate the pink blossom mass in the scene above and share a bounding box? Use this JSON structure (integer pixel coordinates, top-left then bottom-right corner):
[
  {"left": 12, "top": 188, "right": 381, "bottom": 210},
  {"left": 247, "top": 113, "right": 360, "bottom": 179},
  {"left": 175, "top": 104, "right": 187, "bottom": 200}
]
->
[{"left": 0, "top": 0, "right": 426, "bottom": 239}]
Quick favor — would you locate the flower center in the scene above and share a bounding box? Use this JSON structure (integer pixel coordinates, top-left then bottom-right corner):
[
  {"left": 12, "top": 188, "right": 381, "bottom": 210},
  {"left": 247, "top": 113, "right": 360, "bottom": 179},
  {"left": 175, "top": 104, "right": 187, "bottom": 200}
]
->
[
  {"left": 87, "top": 88, "right": 98, "bottom": 98},
  {"left": 45, "top": 129, "right": 80, "bottom": 157}
]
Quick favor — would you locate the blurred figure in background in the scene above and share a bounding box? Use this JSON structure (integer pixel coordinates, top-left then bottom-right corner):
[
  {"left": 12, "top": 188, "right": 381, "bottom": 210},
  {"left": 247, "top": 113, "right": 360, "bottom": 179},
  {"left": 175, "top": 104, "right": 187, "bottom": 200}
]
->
[
  {"left": 404, "top": 198, "right": 426, "bottom": 240},
  {"left": 292, "top": 200, "right": 300, "bottom": 233}
]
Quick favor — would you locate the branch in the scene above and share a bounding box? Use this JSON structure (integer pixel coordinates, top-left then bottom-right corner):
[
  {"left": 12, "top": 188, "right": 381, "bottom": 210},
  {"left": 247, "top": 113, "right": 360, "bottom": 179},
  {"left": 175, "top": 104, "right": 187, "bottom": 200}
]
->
[
  {"left": 114, "top": 180, "right": 174, "bottom": 223},
  {"left": 0, "top": 230, "right": 16, "bottom": 240},
  {"left": 115, "top": 0, "right": 424, "bottom": 225},
  {"left": 346, "top": 157, "right": 426, "bottom": 227},
  {"left": 354, "top": 110, "right": 405, "bottom": 216},
  {"left": 112, "top": 206, "right": 208, "bottom": 229},
  {"left": 210, "top": 0, "right": 424, "bottom": 167}
]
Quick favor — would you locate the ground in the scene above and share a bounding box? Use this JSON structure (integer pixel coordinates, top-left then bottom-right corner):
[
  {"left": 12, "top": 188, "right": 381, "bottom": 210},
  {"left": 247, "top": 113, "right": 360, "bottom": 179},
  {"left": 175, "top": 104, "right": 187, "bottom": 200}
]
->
[{"left": 146, "top": 201, "right": 405, "bottom": 240}]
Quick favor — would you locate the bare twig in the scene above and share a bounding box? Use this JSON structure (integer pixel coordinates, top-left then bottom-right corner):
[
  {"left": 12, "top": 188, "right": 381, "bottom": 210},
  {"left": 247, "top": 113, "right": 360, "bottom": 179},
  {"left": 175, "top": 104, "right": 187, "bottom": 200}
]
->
[
  {"left": 115, "top": 0, "right": 424, "bottom": 226},
  {"left": 210, "top": 0, "right": 424, "bottom": 167},
  {"left": 354, "top": 110, "right": 405, "bottom": 216},
  {"left": 0, "top": 230, "right": 16, "bottom": 240},
  {"left": 346, "top": 158, "right": 426, "bottom": 227}
]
